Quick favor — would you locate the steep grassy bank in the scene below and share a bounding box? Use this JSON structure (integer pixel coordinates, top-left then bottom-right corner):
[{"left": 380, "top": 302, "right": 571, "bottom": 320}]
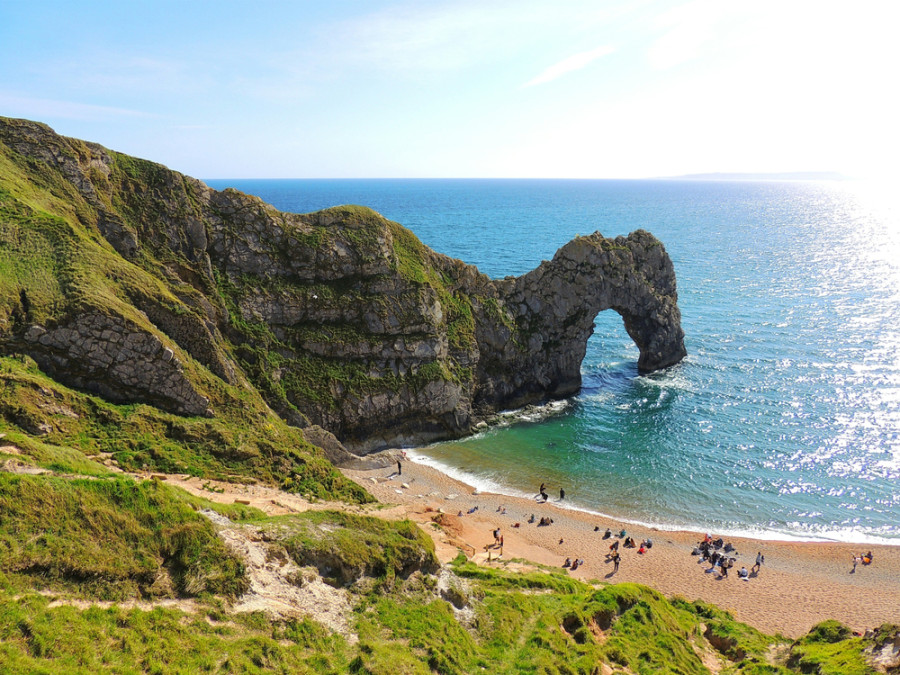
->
[{"left": 0, "top": 354, "right": 369, "bottom": 502}]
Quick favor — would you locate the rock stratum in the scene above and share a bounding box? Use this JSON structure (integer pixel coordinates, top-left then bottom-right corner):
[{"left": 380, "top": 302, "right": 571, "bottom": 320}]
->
[{"left": 0, "top": 117, "right": 685, "bottom": 454}]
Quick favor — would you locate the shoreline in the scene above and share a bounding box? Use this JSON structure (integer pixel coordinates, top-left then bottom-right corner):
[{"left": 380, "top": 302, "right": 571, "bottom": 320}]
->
[
  {"left": 342, "top": 455, "right": 900, "bottom": 639},
  {"left": 408, "top": 448, "right": 899, "bottom": 546}
]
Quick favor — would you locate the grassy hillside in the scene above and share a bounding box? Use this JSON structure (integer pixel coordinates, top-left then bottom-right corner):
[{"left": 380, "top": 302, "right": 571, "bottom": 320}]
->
[{"left": 0, "top": 532, "right": 892, "bottom": 674}]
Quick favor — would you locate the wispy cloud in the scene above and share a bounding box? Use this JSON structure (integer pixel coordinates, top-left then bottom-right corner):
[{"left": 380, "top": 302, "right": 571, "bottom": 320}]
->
[
  {"left": 522, "top": 45, "right": 615, "bottom": 88},
  {"left": 0, "top": 91, "right": 156, "bottom": 121}
]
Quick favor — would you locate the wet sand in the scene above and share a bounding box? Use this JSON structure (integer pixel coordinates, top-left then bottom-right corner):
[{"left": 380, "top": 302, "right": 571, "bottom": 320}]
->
[{"left": 343, "top": 458, "right": 900, "bottom": 639}]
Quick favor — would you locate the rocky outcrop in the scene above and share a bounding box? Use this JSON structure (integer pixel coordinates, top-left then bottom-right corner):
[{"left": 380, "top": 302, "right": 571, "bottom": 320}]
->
[
  {"left": 0, "top": 117, "right": 686, "bottom": 454},
  {"left": 21, "top": 314, "right": 210, "bottom": 417}
]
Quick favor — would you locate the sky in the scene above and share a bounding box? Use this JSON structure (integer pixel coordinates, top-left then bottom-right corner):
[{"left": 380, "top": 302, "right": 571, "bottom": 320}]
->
[{"left": 1, "top": 0, "right": 898, "bottom": 179}]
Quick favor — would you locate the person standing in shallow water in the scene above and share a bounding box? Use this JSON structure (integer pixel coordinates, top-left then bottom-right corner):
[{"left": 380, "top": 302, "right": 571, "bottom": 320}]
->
[{"left": 559, "top": 487, "right": 565, "bottom": 500}]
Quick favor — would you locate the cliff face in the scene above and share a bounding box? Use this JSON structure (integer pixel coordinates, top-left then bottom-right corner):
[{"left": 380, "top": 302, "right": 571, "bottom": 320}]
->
[{"left": 0, "top": 117, "right": 685, "bottom": 453}]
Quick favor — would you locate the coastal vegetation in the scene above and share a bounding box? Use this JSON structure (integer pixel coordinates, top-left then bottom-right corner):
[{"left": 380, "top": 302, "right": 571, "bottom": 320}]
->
[{"left": 0, "top": 503, "right": 893, "bottom": 674}]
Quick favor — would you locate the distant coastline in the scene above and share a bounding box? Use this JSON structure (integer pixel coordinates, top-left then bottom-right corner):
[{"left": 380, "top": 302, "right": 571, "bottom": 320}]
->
[{"left": 665, "top": 171, "right": 849, "bottom": 181}]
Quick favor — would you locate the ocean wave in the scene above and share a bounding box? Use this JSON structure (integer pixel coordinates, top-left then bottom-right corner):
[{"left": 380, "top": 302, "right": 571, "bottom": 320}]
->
[{"left": 493, "top": 399, "right": 573, "bottom": 425}]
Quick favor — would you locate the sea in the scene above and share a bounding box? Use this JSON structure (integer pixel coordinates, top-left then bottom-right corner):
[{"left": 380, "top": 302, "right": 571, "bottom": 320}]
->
[{"left": 204, "top": 178, "right": 900, "bottom": 544}]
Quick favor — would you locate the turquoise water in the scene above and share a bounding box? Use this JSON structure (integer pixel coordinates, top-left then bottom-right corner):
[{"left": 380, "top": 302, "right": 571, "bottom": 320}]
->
[{"left": 206, "top": 178, "right": 900, "bottom": 543}]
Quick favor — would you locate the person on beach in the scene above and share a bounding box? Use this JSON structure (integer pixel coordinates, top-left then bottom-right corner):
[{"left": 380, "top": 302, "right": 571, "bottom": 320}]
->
[
  {"left": 539, "top": 487, "right": 549, "bottom": 502},
  {"left": 612, "top": 551, "right": 620, "bottom": 573},
  {"left": 493, "top": 528, "right": 500, "bottom": 545},
  {"left": 720, "top": 559, "right": 729, "bottom": 578},
  {"left": 603, "top": 528, "right": 611, "bottom": 539},
  {"left": 559, "top": 487, "right": 566, "bottom": 500},
  {"left": 751, "top": 551, "right": 764, "bottom": 574},
  {"left": 397, "top": 459, "right": 402, "bottom": 476},
  {"left": 608, "top": 540, "right": 619, "bottom": 554},
  {"left": 739, "top": 566, "right": 749, "bottom": 580}
]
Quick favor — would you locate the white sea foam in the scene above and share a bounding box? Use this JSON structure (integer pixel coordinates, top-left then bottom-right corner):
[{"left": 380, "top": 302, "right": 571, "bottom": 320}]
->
[{"left": 404, "top": 450, "right": 899, "bottom": 545}]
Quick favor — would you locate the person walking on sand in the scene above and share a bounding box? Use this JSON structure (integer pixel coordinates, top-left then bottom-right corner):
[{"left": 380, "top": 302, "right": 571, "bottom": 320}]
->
[
  {"left": 612, "top": 551, "right": 620, "bottom": 573},
  {"left": 397, "top": 459, "right": 402, "bottom": 476},
  {"left": 751, "top": 551, "right": 764, "bottom": 574}
]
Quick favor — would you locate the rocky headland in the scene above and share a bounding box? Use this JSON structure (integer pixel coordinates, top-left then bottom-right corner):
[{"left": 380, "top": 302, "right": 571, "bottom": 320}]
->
[{"left": 0, "top": 116, "right": 685, "bottom": 456}]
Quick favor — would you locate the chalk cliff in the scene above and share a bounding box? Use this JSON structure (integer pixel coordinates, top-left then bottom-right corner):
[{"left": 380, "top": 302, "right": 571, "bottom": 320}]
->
[{"left": 0, "top": 117, "right": 685, "bottom": 453}]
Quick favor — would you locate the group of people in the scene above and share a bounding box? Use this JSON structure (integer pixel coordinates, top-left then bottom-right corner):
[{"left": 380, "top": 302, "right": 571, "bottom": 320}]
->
[
  {"left": 537, "top": 483, "right": 565, "bottom": 502},
  {"left": 692, "top": 535, "right": 764, "bottom": 581}
]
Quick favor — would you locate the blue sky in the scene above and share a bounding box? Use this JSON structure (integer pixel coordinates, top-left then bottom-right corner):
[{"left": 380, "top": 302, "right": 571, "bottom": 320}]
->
[{"left": 1, "top": 1, "right": 897, "bottom": 179}]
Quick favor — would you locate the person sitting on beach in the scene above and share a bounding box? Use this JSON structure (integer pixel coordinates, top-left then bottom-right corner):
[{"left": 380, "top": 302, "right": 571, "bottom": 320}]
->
[
  {"left": 570, "top": 559, "right": 579, "bottom": 571},
  {"left": 563, "top": 557, "right": 571, "bottom": 567},
  {"left": 638, "top": 545, "right": 646, "bottom": 554},
  {"left": 467, "top": 506, "right": 478, "bottom": 514},
  {"left": 457, "top": 511, "right": 464, "bottom": 517},
  {"left": 863, "top": 551, "right": 873, "bottom": 565},
  {"left": 624, "top": 537, "right": 636, "bottom": 548},
  {"left": 619, "top": 529, "right": 627, "bottom": 538},
  {"left": 513, "top": 522, "right": 520, "bottom": 528},
  {"left": 528, "top": 513, "right": 536, "bottom": 523},
  {"left": 603, "top": 528, "right": 612, "bottom": 539},
  {"left": 713, "top": 537, "right": 724, "bottom": 549},
  {"left": 738, "top": 566, "right": 749, "bottom": 579}
]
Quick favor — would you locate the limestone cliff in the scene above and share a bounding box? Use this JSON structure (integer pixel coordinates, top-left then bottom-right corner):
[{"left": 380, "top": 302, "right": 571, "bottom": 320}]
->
[{"left": 0, "top": 117, "right": 685, "bottom": 454}]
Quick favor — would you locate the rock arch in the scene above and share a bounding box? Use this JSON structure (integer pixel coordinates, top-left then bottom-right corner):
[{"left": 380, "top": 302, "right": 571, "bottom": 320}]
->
[{"left": 471, "top": 229, "right": 687, "bottom": 412}]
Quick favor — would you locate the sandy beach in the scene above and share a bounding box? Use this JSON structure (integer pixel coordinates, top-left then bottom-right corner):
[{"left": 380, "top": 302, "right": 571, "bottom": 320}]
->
[{"left": 343, "top": 457, "right": 900, "bottom": 639}]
